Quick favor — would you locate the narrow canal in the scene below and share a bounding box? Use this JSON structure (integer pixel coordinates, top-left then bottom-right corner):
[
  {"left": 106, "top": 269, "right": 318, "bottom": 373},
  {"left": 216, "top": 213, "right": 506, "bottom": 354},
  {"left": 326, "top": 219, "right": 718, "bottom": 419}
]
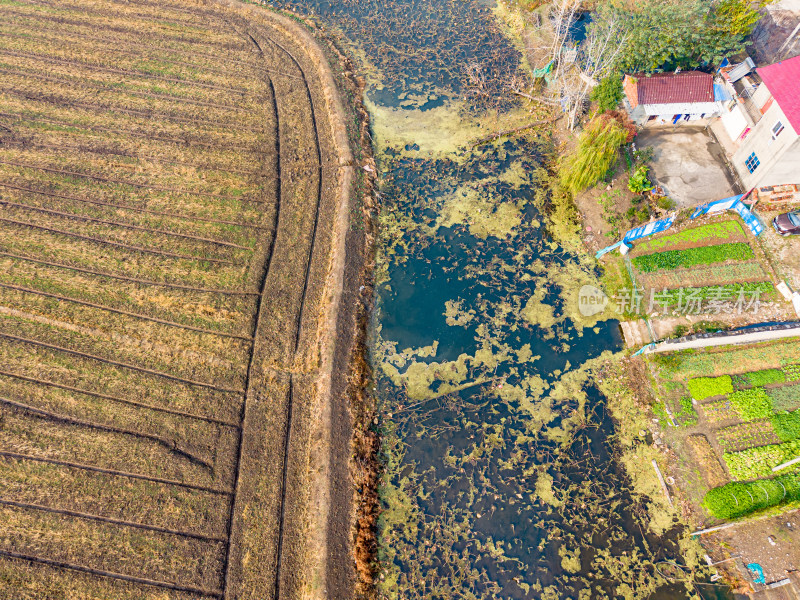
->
[{"left": 270, "top": 0, "right": 723, "bottom": 597}]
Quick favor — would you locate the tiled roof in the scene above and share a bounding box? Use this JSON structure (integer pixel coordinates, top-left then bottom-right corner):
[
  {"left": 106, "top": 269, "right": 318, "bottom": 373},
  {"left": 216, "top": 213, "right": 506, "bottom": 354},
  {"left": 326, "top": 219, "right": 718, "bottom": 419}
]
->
[
  {"left": 634, "top": 71, "right": 715, "bottom": 106},
  {"left": 757, "top": 55, "right": 800, "bottom": 132}
]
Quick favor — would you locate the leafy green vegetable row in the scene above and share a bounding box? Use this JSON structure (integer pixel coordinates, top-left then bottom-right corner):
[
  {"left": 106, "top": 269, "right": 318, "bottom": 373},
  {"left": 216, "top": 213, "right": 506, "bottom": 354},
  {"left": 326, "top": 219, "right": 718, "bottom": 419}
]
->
[
  {"left": 703, "top": 473, "right": 800, "bottom": 520},
  {"left": 700, "top": 383, "right": 800, "bottom": 423},
  {"left": 635, "top": 220, "right": 744, "bottom": 254},
  {"left": 724, "top": 439, "right": 800, "bottom": 480},
  {"left": 632, "top": 242, "right": 754, "bottom": 273},
  {"left": 688, "top": 365, "right": 800, "bottom": 401}
]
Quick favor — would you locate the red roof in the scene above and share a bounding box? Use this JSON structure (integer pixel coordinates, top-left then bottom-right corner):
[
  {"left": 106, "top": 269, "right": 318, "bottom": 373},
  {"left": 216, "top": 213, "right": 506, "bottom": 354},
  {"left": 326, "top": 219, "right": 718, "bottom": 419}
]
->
[
  {"left": 633, "top": 71, "right": 714, "bottom": 106},
  {"left": 757, "top": 55, "right": 800, "bottom": 132}
]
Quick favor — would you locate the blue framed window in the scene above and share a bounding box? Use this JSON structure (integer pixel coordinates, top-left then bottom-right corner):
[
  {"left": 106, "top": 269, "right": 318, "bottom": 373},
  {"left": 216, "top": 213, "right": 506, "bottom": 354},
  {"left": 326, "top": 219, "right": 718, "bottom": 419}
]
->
[{"left": 745, "top": 152, "right": 760, "bottom": 173}]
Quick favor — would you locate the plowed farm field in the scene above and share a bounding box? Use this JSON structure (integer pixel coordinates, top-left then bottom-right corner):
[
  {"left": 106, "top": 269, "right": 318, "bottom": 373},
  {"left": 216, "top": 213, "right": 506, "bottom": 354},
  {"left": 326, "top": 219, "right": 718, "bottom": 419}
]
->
[{"left": 0, "top": 0, "right": 354, "bottom": 598}]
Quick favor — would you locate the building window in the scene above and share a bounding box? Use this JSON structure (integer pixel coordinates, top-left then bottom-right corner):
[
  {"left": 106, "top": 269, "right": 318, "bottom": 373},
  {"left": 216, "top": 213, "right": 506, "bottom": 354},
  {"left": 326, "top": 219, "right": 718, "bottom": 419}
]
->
[
  {"left": 772, "top": 121, "right": 785, "bottom": 139},
  {"left": 745, "top": 152, "right": 760, "bottom": 173}
]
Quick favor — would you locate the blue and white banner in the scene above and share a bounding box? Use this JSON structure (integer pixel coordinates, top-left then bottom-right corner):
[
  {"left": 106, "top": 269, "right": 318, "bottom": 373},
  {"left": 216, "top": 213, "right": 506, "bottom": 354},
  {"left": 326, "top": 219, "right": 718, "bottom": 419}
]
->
[
  {"left": 595, "top": 240, "right": 624, "bottom": 259},
  {"left": 690, "top": 194, "right": 763, "bottom": 236},
  {"left": 733, "top": 202, "right": 764, "bottom": 236},
  {"left": 690, "top": 195, "right": 742, "bottom": 219},
  {"left": 623, "top": 214, "right": 677, "bottom": 243}
]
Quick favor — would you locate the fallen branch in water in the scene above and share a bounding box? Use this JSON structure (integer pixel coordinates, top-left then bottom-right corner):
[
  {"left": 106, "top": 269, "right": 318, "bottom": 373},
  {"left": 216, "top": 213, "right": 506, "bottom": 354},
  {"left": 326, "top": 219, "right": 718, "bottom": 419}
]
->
[{"left": 471, "top": 116, "right": 560, "bottom": 148}]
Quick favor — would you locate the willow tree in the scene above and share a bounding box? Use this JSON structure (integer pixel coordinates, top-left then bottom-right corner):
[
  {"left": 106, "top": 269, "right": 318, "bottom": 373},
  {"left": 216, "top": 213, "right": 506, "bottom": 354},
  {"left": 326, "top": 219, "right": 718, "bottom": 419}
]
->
[{"left": 559, "top": 114, "right": 629, "bottom": 195}]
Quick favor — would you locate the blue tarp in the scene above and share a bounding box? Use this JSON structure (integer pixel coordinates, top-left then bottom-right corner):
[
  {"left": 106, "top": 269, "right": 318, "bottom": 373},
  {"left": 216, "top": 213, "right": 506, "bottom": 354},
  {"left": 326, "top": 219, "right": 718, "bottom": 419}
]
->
[
  {"left": 623, "top": 214, "right": 677, "bottom": 243},
  {"left": 747, "top": 563, "right": 765, "bottom": 585},
  {"left": 713, "top": 83, "right": 732, "bottom": 102},
  {"left": 595, "top": 215, "right": 678, "bottom": 258},
  {"left": 691, "top": 194, "right": 764, "bottom": 236},
  {"left": 733, "top": 201, "right": 764, "bottom": 236},
  {"left": 595, "top": 240, "right": 624, "bottom": 259},
  {"left": 690, "top": 194, "right": 743, "bottom": 219}
]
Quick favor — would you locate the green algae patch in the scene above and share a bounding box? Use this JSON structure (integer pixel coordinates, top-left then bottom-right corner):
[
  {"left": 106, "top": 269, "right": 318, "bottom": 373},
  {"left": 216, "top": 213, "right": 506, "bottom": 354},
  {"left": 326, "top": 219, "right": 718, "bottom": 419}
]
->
[
  {"left": 437, "top": 184, "right": 524, "bottom": 239},
  {"left": 444, "top": 299, "right": 476, "bottom": 327},
  {"left": 559, "top": 546, "right": 582, "bottom": 573},
  {"left": 380, "top": 351, "right": 492, "bottom": 401},
  {"left": 366, "top": 96, "right": 549, "bottom": 160},
  {"left": 534, "top": 469, "right": 564, "bottom": 508},
  {"left": 521, "top": 286, "right": 557, "bottom": 329}
]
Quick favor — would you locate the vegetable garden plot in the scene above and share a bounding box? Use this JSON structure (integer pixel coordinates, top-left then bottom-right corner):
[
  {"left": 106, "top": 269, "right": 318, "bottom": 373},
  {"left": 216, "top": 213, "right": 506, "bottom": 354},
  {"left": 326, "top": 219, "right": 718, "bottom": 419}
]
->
[
  {"left": 769, "top": 383, "right": 800, "bottom": 412},
  {"left": 724, "top": 440, "right": 800, "bottom": 480},
  {"left": 631, "top": 243, "right": 753, "bottom": 273},
  {"left": 700, "top": 398, "right": 739, "bottom": 424},
  {"left": 685, "top": 434, "right": 729, "bottom": 489},
  {"left": 631, "top": 220, "right": 746, "bottom": 255},
  {"left": 638, "top": 261, "right": 771, "bottom": 290},
  {"left": 703, "top": 474, "right": 800, "bottom": 520},
  {"left": 715, "top": 420, "right": 780, "bottom": 453}
]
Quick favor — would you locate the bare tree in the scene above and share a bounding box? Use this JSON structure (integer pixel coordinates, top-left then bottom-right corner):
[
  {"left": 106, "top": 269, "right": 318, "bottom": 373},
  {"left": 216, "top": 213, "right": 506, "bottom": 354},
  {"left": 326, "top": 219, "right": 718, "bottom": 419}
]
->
[
  {"left": 511, "top": 1, "right": 629, "bottom": 130},
  {"left": 560, "top": 10, "right": 629, "bottom": 129}
]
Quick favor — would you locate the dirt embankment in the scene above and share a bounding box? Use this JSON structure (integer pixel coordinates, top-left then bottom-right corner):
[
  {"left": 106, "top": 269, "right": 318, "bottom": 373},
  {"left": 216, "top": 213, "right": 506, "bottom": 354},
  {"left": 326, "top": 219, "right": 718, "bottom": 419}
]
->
[
  {"left": 267, "top": 13, "right": 382, "bottom": 600},
  {"left": 215, "top": 4, "right": 380, "bottom": 600}
]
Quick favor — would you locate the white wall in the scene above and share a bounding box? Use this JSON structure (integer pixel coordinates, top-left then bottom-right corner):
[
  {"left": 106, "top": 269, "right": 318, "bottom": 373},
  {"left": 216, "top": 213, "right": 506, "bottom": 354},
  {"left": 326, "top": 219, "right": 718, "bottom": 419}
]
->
[
  {"left": 643, "top": 102, "right": 720, "bottom": 117},
  {"left": 732, "top": 99, "right": 800, "bottom": 188},
  {"left": 752, "top": 82, "right": 772, "bottom": 110}
]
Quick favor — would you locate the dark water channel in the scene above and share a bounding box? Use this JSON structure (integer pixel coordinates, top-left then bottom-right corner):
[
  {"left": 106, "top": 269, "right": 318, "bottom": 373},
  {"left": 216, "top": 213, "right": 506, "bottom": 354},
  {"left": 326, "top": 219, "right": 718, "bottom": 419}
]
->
[{"left": 266, "top": 0, "right": 732, "bottom": 597}]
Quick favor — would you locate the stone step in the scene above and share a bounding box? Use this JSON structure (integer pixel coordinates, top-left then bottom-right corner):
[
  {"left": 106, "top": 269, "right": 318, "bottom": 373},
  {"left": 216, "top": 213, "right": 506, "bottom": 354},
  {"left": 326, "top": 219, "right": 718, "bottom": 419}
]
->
[{"left": 621, "top": 319, "right": 651, "bottom": 348}]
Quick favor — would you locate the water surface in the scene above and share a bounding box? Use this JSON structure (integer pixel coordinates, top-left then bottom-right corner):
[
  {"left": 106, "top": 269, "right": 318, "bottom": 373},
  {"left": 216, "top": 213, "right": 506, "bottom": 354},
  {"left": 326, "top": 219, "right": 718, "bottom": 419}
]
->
[{"left": 268, "top": 0, "right": 715, "bottom": 597}]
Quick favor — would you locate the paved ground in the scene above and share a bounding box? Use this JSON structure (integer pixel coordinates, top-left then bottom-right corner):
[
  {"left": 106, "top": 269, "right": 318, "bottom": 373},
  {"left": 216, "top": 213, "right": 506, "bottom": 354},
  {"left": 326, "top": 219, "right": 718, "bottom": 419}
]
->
[
  {"left": 637, "top": 126, "right": 741, "bottom": 208},
  {"left": 648, "top": 325, "right": 800, "bottom": 353}
]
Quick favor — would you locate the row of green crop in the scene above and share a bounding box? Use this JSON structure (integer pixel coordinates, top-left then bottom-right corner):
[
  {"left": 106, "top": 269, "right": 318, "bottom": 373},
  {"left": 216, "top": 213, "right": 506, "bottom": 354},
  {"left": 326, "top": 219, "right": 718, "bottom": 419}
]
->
[
  {"left": 634, "top": 220, "right": 745, "bottom": 254},
  {"left": 705, "top": 383, "right": 800, "bottom": 423},
  {"left": 724, "top": 439, "right": 800, "bottom": 480},
  {"left": 689, "top": 364, "right": 800, "bottom": 401},
  {"left": 772, "top": 411, "right": 800, "bottom": 441},
  {"left": 632, "top": 242, "right": 754, "bottom": 273},
  {"left": 703, "top": 473, "right": 800, "bottom": 519}
]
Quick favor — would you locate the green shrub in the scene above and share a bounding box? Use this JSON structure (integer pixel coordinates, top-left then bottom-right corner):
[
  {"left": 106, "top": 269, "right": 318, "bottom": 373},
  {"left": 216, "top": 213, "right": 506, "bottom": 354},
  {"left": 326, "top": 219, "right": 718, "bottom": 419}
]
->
[
  {"left": 724, "top": 439, "right": 800, "bottom": 480},
  {"left": 687, "top": 376, "right": 733, "bottom": 401},
  {"left": 590, "top": 74, "right": 624, "bottom": 112},
  {"left": 768, "top": 383, "right": 800, "bottom": 413},
  {"left": 655, "top": 196, "right": 676, "bottom": 210},
  {"left": 632, "top": 243, "right": 754, "bottom": 273},
  {"left": 747, "top": 369, "right": 786, "bottom": 387},
  {"left": 627, "top": 165, "right": 652, "bottom": 193},
  {"left": 729, "top": 387, "right": 772, "bottom": 421},
  {"left": 772, "top": 411, "right": 800, "bottom": 442},
  {"left": 703, "top": 475, "right": 800, "bottom": 519}
]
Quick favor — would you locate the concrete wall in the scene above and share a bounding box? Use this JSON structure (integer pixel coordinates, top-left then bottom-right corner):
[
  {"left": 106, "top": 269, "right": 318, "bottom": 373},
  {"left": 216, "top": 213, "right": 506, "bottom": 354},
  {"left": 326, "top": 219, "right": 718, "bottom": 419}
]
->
[{"left": 732, "top": 99, "right": 800, "bottom": 188}]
